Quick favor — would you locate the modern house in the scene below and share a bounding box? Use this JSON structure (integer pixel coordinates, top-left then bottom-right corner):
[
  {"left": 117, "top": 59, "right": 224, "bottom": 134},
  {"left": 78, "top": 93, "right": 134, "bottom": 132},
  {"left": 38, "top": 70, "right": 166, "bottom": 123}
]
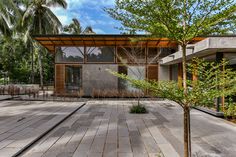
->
[{"left": 34, "top": 35, "right": 236, "bottom": 98}]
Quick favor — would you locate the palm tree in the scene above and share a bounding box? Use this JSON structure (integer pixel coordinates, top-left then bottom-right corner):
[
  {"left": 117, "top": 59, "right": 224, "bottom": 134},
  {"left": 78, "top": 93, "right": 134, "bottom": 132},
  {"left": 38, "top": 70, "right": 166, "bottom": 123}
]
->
[
  {"left": 22, "top": 0, "right": 67, "bottom": 88},
  {"left": 0, "top": 0, "right": 20, "bottom": 36},
  {"left": 82, "top": 26, "right": 96, "bottom": 34},
  {"left": 63, "top": 18, "right": 82, "bottom": 34}
]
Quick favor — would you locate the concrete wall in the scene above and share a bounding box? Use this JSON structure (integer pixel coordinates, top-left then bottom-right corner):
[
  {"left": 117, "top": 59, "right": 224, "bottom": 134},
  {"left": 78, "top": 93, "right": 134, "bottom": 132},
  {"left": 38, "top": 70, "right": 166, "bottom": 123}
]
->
[
  {"left": 171, "top": 64, "right": 178, "bottom": 81},
  {"left": 82, "top": 64, "right": 118, "bottom": 96},
  {"left": 158, "top": 65, "right": 170, "bottom": 81},
  {"left": 161, "top": 37, "right": 236, "bottom": 65}
]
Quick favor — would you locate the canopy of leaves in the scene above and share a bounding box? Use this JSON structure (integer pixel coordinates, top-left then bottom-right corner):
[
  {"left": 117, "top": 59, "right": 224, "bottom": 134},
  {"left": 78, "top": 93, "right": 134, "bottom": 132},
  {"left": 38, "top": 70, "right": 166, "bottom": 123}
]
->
[
  {"left": 22, "top": 0, "right": 67, "bottom": 35},
  {"left": 106, "top": 0, "right": 236, "bottom": 44},
  {"left": 0, "top": 0, "right": 21, "bottom": 36},
  {"left": 0, "top": 0, "right": 66, "bottom": 84},
  {"left": 63, "top": 18, "right": 82, "bottom": 34}
]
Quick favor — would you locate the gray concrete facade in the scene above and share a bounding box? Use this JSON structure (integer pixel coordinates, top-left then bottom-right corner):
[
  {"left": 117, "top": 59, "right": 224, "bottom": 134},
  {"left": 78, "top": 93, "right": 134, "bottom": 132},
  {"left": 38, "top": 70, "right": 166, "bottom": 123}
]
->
[
  {"left": 161, "top": 37, "right": 236, "bottom": 65},
  {"left": 158, "top": 65, "right": 170, "bottom": 81},
  {"left": 82, "top": 64, "right": 118, "bottom": 96}
]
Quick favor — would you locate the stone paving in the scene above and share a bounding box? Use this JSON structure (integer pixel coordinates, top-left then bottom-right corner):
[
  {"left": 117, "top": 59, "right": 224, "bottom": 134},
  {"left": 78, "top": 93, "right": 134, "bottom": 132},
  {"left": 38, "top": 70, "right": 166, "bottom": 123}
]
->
[
  {"left": 0, "top": 101, "right": 84, "bottom": 157},
  {"left": 1, "top": 100, "right": 236, "bottom": 157},
  {"left": 21, "top": 100, "right": 236, "bottom": 157},
  {"left": 0, "top": 95, "right": 13, "bottom": 101}
]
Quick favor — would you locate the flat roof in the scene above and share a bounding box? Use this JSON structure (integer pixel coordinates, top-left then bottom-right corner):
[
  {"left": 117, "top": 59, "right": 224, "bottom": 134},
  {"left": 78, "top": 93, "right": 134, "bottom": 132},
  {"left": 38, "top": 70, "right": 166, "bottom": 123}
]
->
[{"left": 33, "top": 34, "right": 205, "bottom": 52}]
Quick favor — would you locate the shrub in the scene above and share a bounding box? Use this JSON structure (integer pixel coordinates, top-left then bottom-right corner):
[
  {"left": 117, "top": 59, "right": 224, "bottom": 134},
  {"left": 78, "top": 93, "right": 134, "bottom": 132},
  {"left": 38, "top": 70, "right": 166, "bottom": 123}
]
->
[
  {"left": 224, "top": 97, "right": 236, "bottom": 119},
  {"left": 130, "top": 104, "right": 148, "bottom": 114}
]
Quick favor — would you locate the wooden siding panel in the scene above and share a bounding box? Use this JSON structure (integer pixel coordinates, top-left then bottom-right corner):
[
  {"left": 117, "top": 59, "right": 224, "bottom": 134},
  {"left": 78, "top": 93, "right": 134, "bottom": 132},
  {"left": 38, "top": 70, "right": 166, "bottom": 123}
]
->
[
  {"left": 55, "top": 64, "right": 65, "bottom": 94},
  {"left": 147, "top": 65, "right": 158, "bottom": 81}
]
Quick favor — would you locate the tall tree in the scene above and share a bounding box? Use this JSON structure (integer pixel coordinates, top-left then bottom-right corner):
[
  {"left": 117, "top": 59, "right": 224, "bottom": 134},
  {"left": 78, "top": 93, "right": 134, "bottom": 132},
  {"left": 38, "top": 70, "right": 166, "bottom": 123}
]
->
[
  {"left": 82, "top": 26, "right": 96, "bottom": 34},
  {"left": 0, "top": 0, "right": 20, "bottom": 36},
  {"left": 22, "top": 0, "right": 67, "bottom": 88},
  {"left": 106, "top": 1, "right": 236, "bottom": 157},
  {"left": 63, "top": 18, "right": 82, "bottom": 34}
]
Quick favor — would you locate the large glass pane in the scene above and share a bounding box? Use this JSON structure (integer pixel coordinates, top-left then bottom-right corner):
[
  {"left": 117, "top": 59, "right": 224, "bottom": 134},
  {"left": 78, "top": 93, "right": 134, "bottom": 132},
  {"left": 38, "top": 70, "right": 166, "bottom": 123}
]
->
[
  {"left": 117, "top": 47, "right": 145, "bottom": 63},
  {"left": 148, "top": 48, "right": 160, "bottom": 63},
  {"left": 65, "top": 66, "right": 82, "bottom": 93},
  {"left": 56, "top": 47, "right": 84, "bottom": 63},
  {"left": 148, "top": 48, "right": 176, "bottom": 63},
  {"left": 86, "top": 47, "right": 115, "bottom": 62}
]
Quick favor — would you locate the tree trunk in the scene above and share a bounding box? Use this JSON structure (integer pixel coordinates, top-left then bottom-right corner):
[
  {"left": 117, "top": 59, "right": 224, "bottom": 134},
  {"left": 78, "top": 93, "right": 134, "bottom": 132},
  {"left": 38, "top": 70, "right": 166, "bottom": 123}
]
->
[
  {"left": 182, "top": 45, "right": 187, "bottom": 94},
  {"left": 38, "top": 18, "right": 44, "bottom": 89},
  {"left": 184, "top": 106, "right": 191, "bottom": 157},
  {"left": 182, "top": 44, "right": 191, "bottom": 157},
  {"left": 38, "top": 50, "right": 43, "bottom": 89},
  {"left": 31, "top": 44, "right": 34, "bottom": 84}
]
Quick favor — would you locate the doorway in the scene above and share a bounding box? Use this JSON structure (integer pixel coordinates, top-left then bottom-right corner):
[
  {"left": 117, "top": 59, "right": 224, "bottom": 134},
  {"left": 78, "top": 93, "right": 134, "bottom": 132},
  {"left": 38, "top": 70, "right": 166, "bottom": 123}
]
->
[{"left": 65, "top": 65, "right": 82, "bottom": 93}]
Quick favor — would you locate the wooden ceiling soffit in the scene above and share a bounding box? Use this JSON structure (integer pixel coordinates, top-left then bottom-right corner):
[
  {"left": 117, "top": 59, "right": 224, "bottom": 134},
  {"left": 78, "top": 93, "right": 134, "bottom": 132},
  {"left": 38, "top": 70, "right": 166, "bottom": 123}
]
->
[{"left": 34, "top": 36, "right": 207, "bottom": 53}]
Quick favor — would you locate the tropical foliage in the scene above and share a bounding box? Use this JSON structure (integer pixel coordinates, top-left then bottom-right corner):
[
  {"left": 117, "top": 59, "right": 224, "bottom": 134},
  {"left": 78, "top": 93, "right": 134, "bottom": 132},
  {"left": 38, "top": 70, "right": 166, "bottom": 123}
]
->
[
  {"left": 0, "top": 0, "right": 97, "bottom": 85},
  {"left": 63, "top": 18, "right": 82, "bottom": 34}
]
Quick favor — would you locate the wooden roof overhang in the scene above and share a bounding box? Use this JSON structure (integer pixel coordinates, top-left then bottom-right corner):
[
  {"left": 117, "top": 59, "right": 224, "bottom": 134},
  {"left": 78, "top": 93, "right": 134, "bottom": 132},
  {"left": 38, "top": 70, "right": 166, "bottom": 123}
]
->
[{"left": 33, "top": 34, "right": 205, "bottom": 53}]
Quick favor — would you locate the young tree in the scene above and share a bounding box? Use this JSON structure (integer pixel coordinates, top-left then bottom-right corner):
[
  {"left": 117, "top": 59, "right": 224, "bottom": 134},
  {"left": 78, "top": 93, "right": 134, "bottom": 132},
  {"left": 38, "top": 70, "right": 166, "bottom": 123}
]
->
[
  {"left": 108, "top": 58, "right": 236, "bottom": 156},
  {"left": 106, "top": 1, "right": 236, "bottom": 156},
  {"left": 116, "top": 44, "right": 162, "bottom": 106}
]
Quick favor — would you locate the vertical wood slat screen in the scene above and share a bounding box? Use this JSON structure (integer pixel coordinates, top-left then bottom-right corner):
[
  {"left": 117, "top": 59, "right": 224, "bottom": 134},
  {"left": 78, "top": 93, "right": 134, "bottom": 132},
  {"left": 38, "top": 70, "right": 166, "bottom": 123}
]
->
[
  {"left": 147, "top": 65, "right": 158, "bottom": 81},
  {"left": 55, "top": 64, "right": 65, "bottom": 94}
]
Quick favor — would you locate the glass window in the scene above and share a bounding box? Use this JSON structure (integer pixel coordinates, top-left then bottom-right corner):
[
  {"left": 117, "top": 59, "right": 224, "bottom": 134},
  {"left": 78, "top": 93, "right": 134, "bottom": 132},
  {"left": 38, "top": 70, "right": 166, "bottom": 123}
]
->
[
  {"left": 117, "top": 47, "right": 145, "bottom": 63},
  {"left": 86, "top": 47, "right": 115, "bottom": 62},
  {"left": 55, "top": 47, "right": 84, "bottom": 63},
  {"left": 148, "top": 48, "right": 160, "bottom": 63},
  {"left": 148, "top": 48, "right": 176, "bottom": 63}
]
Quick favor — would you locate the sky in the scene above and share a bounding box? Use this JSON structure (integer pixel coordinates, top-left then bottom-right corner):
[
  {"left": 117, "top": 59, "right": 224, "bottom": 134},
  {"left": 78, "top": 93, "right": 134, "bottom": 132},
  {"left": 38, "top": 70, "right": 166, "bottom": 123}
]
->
[{"left": 51, "top": 0, "right": 122, "bottom": 34}]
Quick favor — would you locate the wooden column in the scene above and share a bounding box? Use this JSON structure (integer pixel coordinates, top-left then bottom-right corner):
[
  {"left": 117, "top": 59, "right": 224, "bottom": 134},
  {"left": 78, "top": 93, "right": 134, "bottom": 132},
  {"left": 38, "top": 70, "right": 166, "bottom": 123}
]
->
[
  {"left": 169, "top": 65, "right": 172, "bottom": 81},
  {"left": 55, "top": 64, "right": 65, "bottom": 94}
]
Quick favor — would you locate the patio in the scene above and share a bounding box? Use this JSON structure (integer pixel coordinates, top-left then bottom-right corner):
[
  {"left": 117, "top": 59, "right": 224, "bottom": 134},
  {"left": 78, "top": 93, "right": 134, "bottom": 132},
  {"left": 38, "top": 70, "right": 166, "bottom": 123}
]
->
[
  {"left": 14, "top": 100, "right": 236, "bottom": 157},
  {"left": 0, "top": 101, "right": 84, "bottom": 157}
]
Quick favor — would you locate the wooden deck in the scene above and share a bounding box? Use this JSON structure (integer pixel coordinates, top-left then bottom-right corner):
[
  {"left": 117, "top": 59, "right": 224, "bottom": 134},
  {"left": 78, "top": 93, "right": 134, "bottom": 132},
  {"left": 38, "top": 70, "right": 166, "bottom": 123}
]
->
[
  {"left": 0, "top": 101, "right": 84, "bottom": 157},
  {"left": 22, "top": 101, "right": 178, "bottom": 157},
  {"left": 1, "top": 100, "right": 235, "bottom": 157}
]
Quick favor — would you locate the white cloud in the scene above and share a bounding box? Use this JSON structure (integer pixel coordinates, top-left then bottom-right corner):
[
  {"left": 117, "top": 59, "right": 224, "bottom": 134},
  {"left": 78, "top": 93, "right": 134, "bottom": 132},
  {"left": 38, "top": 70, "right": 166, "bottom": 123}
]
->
[
  {"left": 93, "top": 28, "right": 106, "bottom": 34},
  {"left": 50, "top": 0, "right": 119, "bottom": 33},
  {"left": 57, "top": 15, "right": 70, "bottom": 25}
]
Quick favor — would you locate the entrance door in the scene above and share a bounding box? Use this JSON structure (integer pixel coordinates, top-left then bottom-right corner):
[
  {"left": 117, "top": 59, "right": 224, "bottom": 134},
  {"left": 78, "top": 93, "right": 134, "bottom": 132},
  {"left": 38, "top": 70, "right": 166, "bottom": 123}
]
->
[{"left": 65, "top": 65, "right": 82, "bottom": 93}]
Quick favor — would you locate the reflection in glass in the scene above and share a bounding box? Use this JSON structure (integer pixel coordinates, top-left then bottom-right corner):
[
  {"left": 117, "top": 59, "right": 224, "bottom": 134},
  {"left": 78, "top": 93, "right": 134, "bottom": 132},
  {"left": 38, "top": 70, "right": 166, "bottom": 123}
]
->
[
  {"left": 56, "top": 47, "right": 84, "bottom": 63},
  {"left": 148, "top": 48, "right": 176, "bottom": 63},
  {"left": 65, "top": 66, "right": 82, "bottom": 93},
  {"left": 86, "top": 47, "right": 115, "bottom": 62},
  {"left": 117, "top": 47, "right": 145, "bottom": 63}
]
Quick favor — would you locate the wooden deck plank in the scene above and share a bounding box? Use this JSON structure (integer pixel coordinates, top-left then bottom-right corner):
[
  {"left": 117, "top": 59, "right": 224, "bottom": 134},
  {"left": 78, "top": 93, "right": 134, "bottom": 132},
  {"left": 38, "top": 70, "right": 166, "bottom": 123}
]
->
[{"left": 0, "top": 101, "right": 85, "bottom": 157}]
